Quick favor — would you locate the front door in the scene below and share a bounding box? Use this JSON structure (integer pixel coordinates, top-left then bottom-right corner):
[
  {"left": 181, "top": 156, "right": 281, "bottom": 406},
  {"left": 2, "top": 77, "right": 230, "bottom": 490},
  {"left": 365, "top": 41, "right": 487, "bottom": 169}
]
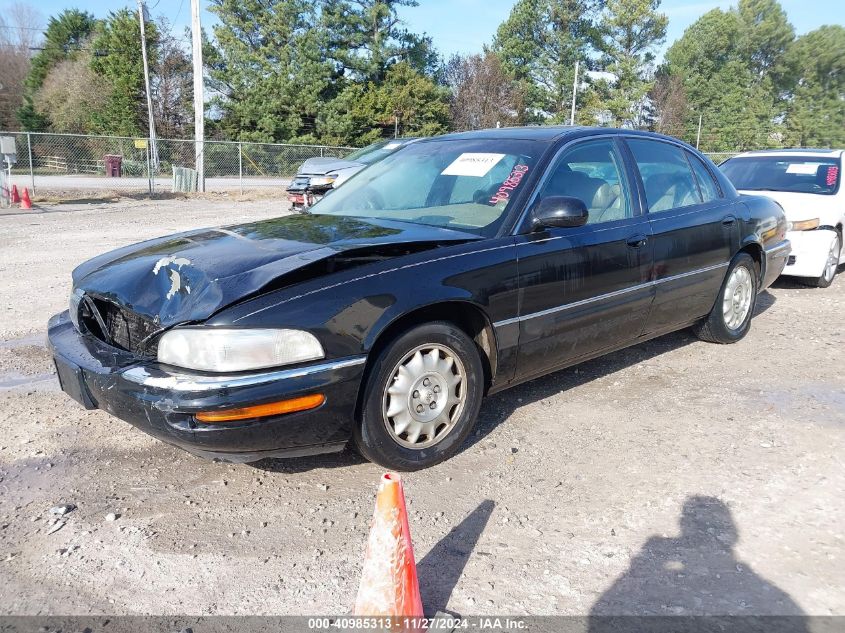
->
[{"left": 513, "top": 138, "right": 654, "bottom": 382}]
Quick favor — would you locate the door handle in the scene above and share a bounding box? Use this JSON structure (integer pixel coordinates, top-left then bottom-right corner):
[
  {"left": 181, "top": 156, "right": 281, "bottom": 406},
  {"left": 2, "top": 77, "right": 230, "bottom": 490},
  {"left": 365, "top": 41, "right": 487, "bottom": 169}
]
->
[
  {"left": 626, "top": 234, "right": 648, "bottom": 248},
  {"left": 722, "top": 216, "right": 736, "bottom": 226}
]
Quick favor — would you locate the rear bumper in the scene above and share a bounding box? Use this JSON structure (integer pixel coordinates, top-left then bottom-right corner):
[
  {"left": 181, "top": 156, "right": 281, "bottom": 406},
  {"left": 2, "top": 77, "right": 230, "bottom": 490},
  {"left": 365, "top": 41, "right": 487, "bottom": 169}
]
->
[
  {"left": 762, "top": 239, "right": 791, "bottom": 289},
  {"left": 48, "top": 311, "right": 366, "bottom": 462},
  {"left": 781, "top": 229, "right": 836, "bottom": 279}
]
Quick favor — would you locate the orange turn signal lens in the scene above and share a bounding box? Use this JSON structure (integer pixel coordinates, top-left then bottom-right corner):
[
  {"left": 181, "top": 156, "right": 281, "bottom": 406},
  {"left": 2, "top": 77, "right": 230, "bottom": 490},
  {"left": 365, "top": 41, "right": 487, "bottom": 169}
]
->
[
  {"left": 789, "top": 218, "right": 820, "bottom": 231},
  {"left": 195, "top": 394, "right": 325, "bottom": 423}
]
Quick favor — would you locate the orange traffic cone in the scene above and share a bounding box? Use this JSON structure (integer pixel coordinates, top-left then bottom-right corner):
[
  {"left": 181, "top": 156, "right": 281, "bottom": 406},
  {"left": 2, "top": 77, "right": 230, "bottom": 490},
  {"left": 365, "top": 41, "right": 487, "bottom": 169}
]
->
[
  {"left": 20, "top": 187, "right": 32, "bottom": 210},
  {"left": 353, "top": 473, "right": 424, "bottom": 626},
  {"left": 11, "top": 184, "right": 20, "bottom": 204}
]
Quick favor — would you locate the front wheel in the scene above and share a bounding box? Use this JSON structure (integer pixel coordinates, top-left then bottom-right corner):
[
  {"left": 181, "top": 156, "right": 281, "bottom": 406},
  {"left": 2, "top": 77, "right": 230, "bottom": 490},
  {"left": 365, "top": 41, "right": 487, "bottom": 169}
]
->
[
  {"left": 693, "top": 253, "right": 758, "bottom": 344},
  {"left": 807, "top": 232, "right": 841, "bottom": 288},
  {"left": 353, "top": 322, "right": 485, "bottom": 471}
]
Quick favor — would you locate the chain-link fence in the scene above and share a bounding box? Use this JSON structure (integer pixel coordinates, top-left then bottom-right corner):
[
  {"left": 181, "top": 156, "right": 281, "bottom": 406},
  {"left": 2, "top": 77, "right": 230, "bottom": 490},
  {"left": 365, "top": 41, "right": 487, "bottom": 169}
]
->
[
  {"left": 0, "top": 131, "right": 355, "bottom": 200},
  {"left": 703, "top": 152, "right": 742, "bottom": 165},
  {"left": 0, "top": 130, "right": 754, "bottom": 206}
]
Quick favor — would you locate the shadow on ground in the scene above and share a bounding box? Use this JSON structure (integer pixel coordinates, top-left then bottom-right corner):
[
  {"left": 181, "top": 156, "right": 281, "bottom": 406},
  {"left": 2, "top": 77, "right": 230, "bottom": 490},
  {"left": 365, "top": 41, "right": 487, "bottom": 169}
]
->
[
  {"left": 250, "top": 446, "right": 368, "bottom": 473},
  {"left": 588, "top": 495, "right": 808, "bottom": 630},
  {"left": 417, "top": 499, "right": 495, "bottom": 617},
  {"left": 466, "top": 291, "right": 776, "bottom": 452}
]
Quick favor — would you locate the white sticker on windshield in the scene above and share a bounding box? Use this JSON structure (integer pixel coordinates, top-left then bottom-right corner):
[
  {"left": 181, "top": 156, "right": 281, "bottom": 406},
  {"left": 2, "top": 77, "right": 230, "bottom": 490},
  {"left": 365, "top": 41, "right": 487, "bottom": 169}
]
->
[
  {"left": 441, "top": 153, "right": 505, "bottom": 177},
  {"left": 384, "top": 142, "right": 402, "bottom": 150},
  {"left": 785, "top": 163, "right": 821, "bottom": 174}
]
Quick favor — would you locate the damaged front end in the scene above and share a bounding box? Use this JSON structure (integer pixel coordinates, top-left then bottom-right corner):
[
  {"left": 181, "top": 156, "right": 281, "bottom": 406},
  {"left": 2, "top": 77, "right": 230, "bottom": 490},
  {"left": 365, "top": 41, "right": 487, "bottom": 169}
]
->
[
  {"left": 48, "top": 310, "right": 365, "bottom": 461},
  {"left": 49, "top": 213, "right": 480, "bottom": 462}
]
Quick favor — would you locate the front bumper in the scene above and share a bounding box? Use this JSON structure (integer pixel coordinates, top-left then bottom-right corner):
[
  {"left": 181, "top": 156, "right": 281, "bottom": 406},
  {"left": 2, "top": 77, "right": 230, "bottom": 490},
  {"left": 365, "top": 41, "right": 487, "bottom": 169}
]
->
[
  {"left": 47, "top": 311, "right": 366, "bottom": 462},
  {"left": 781, "top": 229, "right": 838, "bottom": 279}
]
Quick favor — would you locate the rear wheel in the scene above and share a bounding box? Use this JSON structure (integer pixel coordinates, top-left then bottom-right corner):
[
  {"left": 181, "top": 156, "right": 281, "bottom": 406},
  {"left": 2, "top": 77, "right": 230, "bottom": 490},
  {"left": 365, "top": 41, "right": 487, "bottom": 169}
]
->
[
  {"left": 807, "top": 233, "right": 841, "bottom": 288},
  {"left": 354, "top": 322, "right": 484, "bottom": 471},
  {"left": 693, "top": 253, "right": 758, "bottom": 344}
]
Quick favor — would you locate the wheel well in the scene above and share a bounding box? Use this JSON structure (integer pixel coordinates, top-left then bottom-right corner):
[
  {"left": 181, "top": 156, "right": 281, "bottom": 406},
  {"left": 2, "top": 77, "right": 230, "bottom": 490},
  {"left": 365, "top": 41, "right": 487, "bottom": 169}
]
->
[
  {"left": 739, "top": 243, "right": 764, "bottom": 281},
  {"left": 353, "top": 302, "right": 498, "bottom": 421}
]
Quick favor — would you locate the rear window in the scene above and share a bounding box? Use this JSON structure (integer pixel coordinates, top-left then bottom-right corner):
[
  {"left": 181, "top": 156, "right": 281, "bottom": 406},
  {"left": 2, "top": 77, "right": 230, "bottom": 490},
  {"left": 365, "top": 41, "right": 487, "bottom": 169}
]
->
[
  {"left": 627, "top": 139, "right": 703, "bottom": 213},
  {"left": 720, "top": 156, "right": 841, "bottom": 195},
  {"left": 344, "top": 139, "right": 407, "bottom": 165}
]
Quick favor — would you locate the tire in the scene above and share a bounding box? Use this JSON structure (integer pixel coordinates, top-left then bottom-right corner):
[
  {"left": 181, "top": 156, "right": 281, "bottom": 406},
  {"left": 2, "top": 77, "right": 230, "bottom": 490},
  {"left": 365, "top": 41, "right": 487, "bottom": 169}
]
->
[
  {"left": 806, "top": 232, "right": 841, "bottom": 288},
  {"left": 693, "top": 253, "right": 758, "bottom": 344},
  {"left": 353, "top": 321, "right": 485, "bottom": 471}
]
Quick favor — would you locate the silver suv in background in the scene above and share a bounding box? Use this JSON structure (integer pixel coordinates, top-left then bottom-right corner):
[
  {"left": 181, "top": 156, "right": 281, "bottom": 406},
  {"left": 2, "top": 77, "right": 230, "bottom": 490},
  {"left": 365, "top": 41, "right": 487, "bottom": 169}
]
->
[{"left": 286, "top": 138, "right": 419, "bottom": 212}]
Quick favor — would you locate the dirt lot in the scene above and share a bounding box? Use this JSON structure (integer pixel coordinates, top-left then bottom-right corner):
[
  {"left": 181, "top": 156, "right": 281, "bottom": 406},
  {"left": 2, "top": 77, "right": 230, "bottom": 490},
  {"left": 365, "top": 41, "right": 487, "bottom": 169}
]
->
[{"left": 0, "top": 197, "right": 843, "bottom": 617}]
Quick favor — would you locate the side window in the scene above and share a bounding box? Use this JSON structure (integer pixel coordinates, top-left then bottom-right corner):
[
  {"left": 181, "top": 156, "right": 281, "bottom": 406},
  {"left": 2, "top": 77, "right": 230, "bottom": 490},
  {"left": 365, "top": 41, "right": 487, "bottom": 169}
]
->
[
  {"left": 687, "top": 151, "right": 721, "bottom": 202},
  {"left": 627, "top": 139, "right": 703, "bottom": 213},
  {"left": 538, "top": 140, "right": 631, "bottom": 224}
]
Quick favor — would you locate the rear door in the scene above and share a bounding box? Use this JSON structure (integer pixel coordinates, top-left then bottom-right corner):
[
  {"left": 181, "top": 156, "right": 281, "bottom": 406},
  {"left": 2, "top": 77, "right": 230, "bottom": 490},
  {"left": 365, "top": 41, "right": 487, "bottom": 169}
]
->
[
  {"left": 624, "top": 138, "right": 740, "bottom": 335},
  {"left": 512, "top": 137, "right": 654, "bottom": 382}
]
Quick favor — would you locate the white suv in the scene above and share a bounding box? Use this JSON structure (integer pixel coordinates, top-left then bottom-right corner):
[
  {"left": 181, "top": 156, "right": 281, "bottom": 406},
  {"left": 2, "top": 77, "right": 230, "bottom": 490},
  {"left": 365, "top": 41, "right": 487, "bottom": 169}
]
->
[{"left": 721, "top": 149, "right": 844, "bottom": 287}]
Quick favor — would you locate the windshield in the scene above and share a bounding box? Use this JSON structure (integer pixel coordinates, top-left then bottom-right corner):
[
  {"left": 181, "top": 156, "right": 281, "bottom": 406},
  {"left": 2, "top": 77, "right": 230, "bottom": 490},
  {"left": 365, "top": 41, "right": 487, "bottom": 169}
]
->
[
  {"left": 344, "top": 139, "right": 409, "bottom": 166},
  {"left": 721, "top": 156, "right": 841, "bottom": 195},
  {"left": 311, "top": 138, "right": 543, "bottom": 236}
]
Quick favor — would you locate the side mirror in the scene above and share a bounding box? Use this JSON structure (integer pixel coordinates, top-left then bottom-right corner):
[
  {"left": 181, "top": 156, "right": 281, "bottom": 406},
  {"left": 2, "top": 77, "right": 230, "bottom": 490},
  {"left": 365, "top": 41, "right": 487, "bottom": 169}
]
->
[{"left": 531, "top": 196, "right": 589, "bottom": 230}]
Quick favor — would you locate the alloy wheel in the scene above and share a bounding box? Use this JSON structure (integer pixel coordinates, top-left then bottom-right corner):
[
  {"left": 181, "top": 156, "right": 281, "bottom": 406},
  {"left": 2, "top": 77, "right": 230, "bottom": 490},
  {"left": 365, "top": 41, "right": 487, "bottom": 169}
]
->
[
  {"left": 823, "top": 235, "right": 841, "bottom": 284},
  {"left": 382, "top": 344, "right": 466, "bottom": 449},
  {"left": 722, "top": 265, "right": 754, "bottom": 331}
]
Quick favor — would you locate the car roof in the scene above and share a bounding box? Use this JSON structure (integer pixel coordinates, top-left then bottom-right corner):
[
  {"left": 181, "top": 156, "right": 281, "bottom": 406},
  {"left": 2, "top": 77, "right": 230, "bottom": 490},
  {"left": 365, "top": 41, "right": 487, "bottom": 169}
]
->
[
  {"left": 423, "top": 126, "right": 696, "bottom": 147},
  {"left": 730, "top": 148, "right": 845, "bottom": 158}
]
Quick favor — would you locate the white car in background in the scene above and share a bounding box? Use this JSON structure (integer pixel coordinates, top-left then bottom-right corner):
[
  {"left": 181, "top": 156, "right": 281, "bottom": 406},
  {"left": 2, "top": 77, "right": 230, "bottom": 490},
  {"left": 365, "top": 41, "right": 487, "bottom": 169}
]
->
[{"left": 721, "top": 149, "right": 844, "bottom": 287}]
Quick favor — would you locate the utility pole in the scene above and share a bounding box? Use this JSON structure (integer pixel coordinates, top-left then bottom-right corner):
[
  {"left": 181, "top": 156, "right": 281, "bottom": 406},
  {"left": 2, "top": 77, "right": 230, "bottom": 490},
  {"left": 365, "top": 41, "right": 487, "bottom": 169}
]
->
[
  {"left": 137, "top": 0, "right": 158, "bottom": 182},
  {"left": 696, "top": 114, "right": 703, "bottom": 149},
  {"left": 191, "top": 0, "right": 205, "bottom": 192},
  {"left": 570, "top": 60, "right": 579, "bottom": 126},
  {"left": 393, "top": 111, "right": 400, "bottom": 139}
]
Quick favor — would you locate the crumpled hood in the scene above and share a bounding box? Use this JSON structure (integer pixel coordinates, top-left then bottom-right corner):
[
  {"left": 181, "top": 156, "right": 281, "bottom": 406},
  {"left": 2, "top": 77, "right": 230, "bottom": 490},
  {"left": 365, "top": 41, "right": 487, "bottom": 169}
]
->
[
  {"left": 72, "top": 214, "right": 480, "bottom": 327},
  {"left": 297, "top": 156, "right": 363, "bottom": 176}
]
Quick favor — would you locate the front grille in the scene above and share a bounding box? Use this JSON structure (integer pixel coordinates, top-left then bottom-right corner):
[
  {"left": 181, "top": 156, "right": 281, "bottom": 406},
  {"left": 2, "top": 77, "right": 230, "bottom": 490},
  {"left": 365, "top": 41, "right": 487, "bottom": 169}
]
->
[{"left": 79, "top": 296, "right": 160, "bottom": 357}]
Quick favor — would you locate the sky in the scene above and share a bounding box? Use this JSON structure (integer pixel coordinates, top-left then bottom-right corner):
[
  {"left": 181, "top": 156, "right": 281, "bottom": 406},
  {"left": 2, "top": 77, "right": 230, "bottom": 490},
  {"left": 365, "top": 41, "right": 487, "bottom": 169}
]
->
[{"left": 13, "top": 0, "right": 845, "bottom": 61}]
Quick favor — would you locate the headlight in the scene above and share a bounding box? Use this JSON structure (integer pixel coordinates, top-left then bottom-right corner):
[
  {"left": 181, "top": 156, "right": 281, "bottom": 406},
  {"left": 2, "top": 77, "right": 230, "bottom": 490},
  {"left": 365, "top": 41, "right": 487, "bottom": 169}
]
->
[
  {"left": 309, "top": 175, "right": 337, "bottom": 187},
  {"left": 787, "top": 218, "right": 820, "bottom": 231},
  {"left": 157, "top": 328, "right": 324, "bottom": 372},
  {"left": 69, "top": 288, "right": 85, "bottom": 330}
]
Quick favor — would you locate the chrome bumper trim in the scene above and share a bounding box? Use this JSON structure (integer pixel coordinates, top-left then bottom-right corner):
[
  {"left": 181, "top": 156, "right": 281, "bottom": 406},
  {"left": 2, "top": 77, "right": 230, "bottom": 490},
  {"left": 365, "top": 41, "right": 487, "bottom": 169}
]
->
[{"left": 121, "top": 356, "right": 367, "bottom": 392}]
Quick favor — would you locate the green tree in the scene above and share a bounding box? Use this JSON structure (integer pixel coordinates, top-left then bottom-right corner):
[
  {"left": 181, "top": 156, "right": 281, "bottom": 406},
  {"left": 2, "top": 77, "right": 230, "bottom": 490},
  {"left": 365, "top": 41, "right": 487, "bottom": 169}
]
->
[
  {"left": 321, "top": 0, "right": 437, "bottom": 83},
  {"left": 17, "top": 9, "right": 95, "bottom": 130},
  {"left": 664, "top": 8, "right": 780, "bottom": 151},
  {"left": 318, "top": 62, "right": 449, "bottom": 145},
  {"left": 736, "top": 0, "right": 793, "bottom": 80},
  {"left": 593, "top": 0, "right": 668, "bottom": 127},
  {"left": 493, "top": 0, "right": 600, "bottom": 122},
  {"left": 783, "top": 26, "right": 845, "bottom": 147},
  {"left": 207, "top": 0, "right": 334, "bottom": 142},
  {"left": 89, "top": 9, "right": 157, "bottom": 136}
]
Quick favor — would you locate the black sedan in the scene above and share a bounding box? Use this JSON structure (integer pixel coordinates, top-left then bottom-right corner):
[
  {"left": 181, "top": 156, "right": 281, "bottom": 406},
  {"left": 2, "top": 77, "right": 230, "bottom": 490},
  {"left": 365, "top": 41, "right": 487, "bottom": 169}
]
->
[{"left": 49, "top": 127, "right": 790, "bottom": 470}]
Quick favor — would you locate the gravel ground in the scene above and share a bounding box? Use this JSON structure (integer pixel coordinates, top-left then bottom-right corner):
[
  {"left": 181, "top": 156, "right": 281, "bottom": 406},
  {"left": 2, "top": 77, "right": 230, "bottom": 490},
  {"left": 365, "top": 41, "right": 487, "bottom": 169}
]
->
[{"left": 0, "top": 197, "right": 842, "bottom": 617}]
